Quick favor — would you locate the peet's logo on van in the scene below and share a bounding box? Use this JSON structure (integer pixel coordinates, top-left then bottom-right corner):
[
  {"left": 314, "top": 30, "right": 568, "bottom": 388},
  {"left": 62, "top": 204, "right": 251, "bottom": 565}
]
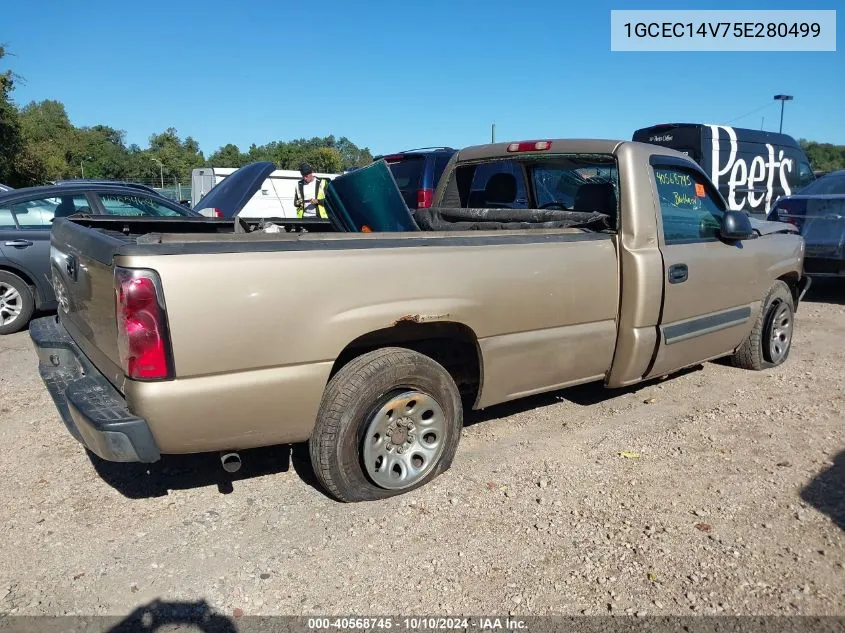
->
[
  {"left": 709, "top": 125, "right": 793, "bottom": 214},
  {"left": 649, "top": 134, "right": 674, "bottom": 142}
]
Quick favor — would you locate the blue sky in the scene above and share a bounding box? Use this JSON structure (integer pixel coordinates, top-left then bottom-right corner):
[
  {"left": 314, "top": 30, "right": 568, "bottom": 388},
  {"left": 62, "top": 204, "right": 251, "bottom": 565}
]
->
[{"left": 4, "top": 0, "right": 843, "bottom": 157}]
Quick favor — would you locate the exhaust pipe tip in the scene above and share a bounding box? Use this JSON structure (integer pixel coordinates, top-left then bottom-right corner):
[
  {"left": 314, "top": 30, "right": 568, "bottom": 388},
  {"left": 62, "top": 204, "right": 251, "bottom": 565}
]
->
[{"left": 220, "top": 452, "right": 242, "bottom": 473}]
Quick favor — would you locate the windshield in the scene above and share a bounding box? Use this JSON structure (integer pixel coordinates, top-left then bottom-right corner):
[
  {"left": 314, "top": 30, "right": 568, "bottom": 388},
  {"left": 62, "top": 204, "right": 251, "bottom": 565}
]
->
[{"left": 797, "top": 172, "right": 845, "bottom": 195}]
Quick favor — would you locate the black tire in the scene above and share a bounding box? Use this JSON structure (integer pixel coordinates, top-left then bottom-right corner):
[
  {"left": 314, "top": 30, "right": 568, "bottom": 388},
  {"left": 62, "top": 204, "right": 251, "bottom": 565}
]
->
[
  {"left": 0, "top": 271, "right": 35, "bottom": 335},
  {"left": 309, "top": 347, "right": 463, "bottom": 502},
  {"left": 732, "top": 280, "right": 794, "bottom": 371}
]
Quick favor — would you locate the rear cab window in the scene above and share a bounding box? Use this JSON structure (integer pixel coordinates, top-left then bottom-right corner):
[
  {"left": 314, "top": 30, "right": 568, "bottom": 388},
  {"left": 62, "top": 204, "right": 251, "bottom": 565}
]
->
[
  {"left": 443, "top": 154, "right": 619, "bottom": 216},
  {"left": 465, "top": 160, "right": 529, "bottom": 208}
]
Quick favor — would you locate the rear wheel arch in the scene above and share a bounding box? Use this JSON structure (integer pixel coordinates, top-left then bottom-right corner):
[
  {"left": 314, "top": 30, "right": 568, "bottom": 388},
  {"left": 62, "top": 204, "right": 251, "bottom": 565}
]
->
[{"left": 329, "top": 321, "right": 484, "bottom": 410}]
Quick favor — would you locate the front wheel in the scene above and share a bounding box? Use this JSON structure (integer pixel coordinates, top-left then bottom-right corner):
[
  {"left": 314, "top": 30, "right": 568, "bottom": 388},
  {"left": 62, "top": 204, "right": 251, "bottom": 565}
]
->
[
  {"left": 309, "top": 348, "right": 463, "bottom": 502},
  {"left": 732, "top": 280, "right": 795, "bottom": 370}
]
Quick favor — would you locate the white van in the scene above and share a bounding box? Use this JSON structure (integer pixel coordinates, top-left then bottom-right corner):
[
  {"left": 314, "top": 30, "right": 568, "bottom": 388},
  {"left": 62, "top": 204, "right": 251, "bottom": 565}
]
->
[{"left": 191, "top": 167, "right": 339, "bottom": 218}]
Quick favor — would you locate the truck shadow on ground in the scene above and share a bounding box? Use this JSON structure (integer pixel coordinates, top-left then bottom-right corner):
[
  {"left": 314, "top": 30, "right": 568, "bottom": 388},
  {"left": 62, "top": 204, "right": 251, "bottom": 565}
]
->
[
  {"left": 800, "top": 449, "right": 845, "bottom": 531},
  {"left": 89, "top": 366, "right": 706, "bottom": 500},
  {"left": 86, "top": 444, "right": 304, "bottom": 500},
  {"left": 802, "top": 278, "right": 845, "bottom": 306},
  {"left": 464, "top": 364, "right": 703, "bottom": 427}
]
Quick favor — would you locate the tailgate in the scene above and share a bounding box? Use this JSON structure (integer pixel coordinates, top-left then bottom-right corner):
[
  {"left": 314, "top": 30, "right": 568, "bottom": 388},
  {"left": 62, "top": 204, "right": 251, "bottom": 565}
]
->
[{"left": 50, "top": 218, "right": 131, "bottom": 391}]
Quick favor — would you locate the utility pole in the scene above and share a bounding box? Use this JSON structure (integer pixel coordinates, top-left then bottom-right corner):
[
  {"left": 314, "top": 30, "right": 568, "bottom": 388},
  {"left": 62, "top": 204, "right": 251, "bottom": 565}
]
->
[
  {"left": 774, "top": 94, "right": 793, "bottom": 133},
  {"left": 491, "top": 123, "right": 496, "bottom": 143}
]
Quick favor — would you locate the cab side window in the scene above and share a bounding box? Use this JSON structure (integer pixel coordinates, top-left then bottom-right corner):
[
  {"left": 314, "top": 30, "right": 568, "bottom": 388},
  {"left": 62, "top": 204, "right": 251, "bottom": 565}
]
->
[{"left": 654, "top": 167, "right": 725, "bottom": 244}]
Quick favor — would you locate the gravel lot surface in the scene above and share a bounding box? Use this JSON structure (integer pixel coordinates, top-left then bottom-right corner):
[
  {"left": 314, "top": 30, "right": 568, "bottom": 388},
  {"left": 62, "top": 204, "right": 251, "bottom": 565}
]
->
[{"left": 0, "top": 284, "right": 843, "bottom": 619}]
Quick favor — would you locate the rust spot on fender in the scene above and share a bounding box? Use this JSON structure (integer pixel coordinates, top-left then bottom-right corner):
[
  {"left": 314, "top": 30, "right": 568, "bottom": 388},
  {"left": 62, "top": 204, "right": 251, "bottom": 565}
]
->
[{"left": 392, "top": 313, "right": 450, "bottom": 326}]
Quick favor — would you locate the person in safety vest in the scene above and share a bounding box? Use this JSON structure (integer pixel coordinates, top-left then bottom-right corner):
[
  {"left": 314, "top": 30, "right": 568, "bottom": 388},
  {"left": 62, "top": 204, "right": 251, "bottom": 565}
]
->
[{"left": 293, "top": 162, "right": 329, "bottom": 218}]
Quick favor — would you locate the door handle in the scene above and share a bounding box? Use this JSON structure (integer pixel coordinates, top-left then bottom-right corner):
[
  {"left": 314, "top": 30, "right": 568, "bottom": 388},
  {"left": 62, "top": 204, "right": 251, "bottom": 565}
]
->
[
  {"left": 668, "top": 263, "right": 688, "bottom": 284},
  {"left": 4, "top": 239, "right": 33, "bottom": 248}
]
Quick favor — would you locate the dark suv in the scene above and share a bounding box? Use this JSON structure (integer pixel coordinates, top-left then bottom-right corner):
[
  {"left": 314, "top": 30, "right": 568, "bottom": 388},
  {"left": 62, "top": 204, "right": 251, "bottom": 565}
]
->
[{"left": 374, "top": 147, "right": 456, "bottom": 209}]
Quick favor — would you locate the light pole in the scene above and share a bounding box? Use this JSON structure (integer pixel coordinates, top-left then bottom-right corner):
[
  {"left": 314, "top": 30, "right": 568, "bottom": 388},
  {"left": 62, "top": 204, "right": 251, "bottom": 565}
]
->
[
  {"left": 151, "top": 157, "right": 164, "bottom": 189},
  {"left": 80, "top": 156, "right": 92, "bottom": 178},
  {"left": 774, "top": 95, "right": 793, "bottom": 133}
]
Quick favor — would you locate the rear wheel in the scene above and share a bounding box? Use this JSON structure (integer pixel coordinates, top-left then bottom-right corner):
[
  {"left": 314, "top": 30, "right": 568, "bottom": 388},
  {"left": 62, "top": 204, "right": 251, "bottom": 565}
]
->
[
  {"left": 732, "top": 280, "right": 794, "bottom": 370},
  {"left": 309, "top": 347, "right": 463, "bottom": 502},
  {"left": 0, "top": 271, "right": 35, "bottom": 335}
]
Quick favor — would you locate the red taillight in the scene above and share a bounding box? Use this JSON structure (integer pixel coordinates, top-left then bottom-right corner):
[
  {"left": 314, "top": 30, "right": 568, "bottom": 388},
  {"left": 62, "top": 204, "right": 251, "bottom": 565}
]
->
[
  {"left": 198, "top": 208, "right": 223, "bottom": 218},
  {"left": 506, "top": 140, "right": 552, "bottom": 153},
  {"left": 115, "top": 268, "right": 172, "bottom": 380},
  {"left": 417, "top": 188, "right": 434, "bottom": 208},
  {"left": 382, "top": 154, "right": 404, "bottom": 163}
]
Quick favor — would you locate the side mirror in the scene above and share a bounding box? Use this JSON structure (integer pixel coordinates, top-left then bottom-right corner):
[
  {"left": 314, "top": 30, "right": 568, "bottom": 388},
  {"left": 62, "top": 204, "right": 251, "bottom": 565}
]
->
[{"left": 720, "top": 210, "right": 754, "bottom": 240}]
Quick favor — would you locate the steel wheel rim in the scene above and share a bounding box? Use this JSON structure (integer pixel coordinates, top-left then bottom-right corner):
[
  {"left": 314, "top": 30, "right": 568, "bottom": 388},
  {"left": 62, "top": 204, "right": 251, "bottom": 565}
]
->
[
  {"left": 362, "top": 390, "right": 448, "bottom": 490},
  {"left": 767, "top": 301, "right": 792, "bottom": 363},
  {"left": 0, "top": 283, "right": 22, "bottom": 326}
]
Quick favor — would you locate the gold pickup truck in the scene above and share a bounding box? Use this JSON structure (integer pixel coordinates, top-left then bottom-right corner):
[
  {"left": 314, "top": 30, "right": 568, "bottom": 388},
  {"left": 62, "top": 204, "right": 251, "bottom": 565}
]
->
[{"left": 30, "top": 139, "right": 810, "bottom": 502}]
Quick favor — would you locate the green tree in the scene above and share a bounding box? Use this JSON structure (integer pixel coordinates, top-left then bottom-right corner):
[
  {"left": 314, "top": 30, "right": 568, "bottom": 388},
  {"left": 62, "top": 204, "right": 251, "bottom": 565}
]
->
[
  {"left": 71, "top": 125, "right": 131, "bottom": 179},
  {"left": 334, "top": 136, "right": 373, "bottom": 170},
  {"left": 208, "top": 143, "right": 248, "bottom": 167},
  {"left": 236, "top": 135, "right": 371, "bottom": 172},
  {"left": 17, "top": 99, "right": 77, "bottom": 181},
  {"left": 0, "top": 45, "right": 24, "bottom": 185},
  {"left": 18, "top": 99, "right": 74, "bottom": 144},
  {"left": 799, "top": 139, "right": 845, "bottom": 173},
  {"left": 148, "top": 127, "right": 205, "bottom": 183},
  {"left": 302, "top": 147, "right": 343, "bottom": 173}
]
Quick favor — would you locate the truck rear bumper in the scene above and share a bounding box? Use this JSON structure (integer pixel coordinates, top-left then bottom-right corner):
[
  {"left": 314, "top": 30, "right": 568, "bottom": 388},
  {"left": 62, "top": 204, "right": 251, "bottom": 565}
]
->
[{"left": 28, "top": 316, "right": 161, "bottom": 463}]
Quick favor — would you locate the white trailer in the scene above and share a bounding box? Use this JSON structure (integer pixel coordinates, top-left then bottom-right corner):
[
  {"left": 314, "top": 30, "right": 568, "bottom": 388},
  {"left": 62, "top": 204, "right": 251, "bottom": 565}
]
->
[{"left": 191, "top": 166, "right": 339, "bottom": 218}]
